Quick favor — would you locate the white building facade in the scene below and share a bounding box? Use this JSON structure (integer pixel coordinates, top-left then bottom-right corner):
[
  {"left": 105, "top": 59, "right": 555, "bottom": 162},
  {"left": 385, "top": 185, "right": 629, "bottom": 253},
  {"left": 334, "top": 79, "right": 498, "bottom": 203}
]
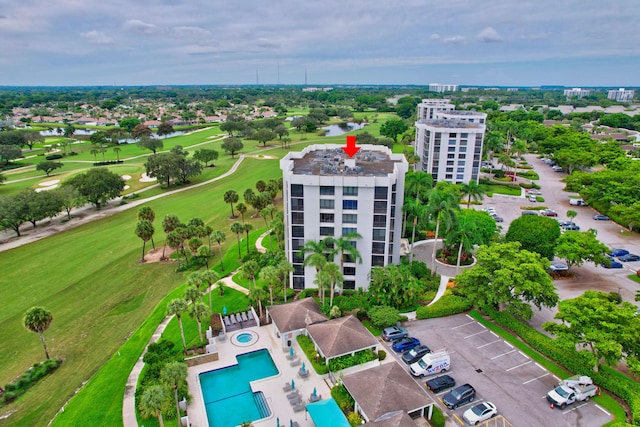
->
[
  {"left": 280, "top": 144, "right": 408, "bottom": 291},
  {"left": 414, "top": 104, "right": 487, "bottom": 184},
  {"left": 429, "top": 83, "right": 458, "bottom": 93},
  {"left": 563, "top": 87, "right": 591, "bottom": 99},
  {"left": 608, "top": 88, "right": 635, "bottom": 102}
]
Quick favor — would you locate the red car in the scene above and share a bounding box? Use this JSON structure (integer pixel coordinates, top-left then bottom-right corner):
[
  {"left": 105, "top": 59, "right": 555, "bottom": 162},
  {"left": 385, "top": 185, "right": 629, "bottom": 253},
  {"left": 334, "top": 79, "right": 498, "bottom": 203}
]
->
[{"left": 541, "top": 209, "right": 558, "bottom": 217}]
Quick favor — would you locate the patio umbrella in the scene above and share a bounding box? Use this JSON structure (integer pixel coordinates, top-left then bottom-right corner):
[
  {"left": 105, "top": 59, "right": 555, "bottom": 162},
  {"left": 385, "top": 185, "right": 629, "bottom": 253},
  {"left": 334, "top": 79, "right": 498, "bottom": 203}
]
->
[
  {"left": 313, "top": 386, "right": 317, "bottom": 397},
  {"left": 301, "top": 362, "right": 306, "bottom": 372},
  {"left": 290, "top": 420, "right": 293, "bottom": 427},
  {"left": 291, "top": 379, "right": 295, "bottom": 390},
  {"left": 277, "top": 417, "right": 280, "bottom": 427},
  {"left": 289, "top": 346, "right": 294, "bottom": 357},
  {"left": 223, "top": 306, "right": 227, "bottom": 315}
]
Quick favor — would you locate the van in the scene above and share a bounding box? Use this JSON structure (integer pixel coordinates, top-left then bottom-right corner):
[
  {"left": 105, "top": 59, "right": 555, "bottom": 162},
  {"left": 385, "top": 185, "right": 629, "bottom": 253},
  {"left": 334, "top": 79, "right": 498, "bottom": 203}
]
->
[
  {"left": 409, "top": 351, "right": 450, "bottom": 377},
  {"left": 569, "top": 198, "right": 587, "bottom": 206}
]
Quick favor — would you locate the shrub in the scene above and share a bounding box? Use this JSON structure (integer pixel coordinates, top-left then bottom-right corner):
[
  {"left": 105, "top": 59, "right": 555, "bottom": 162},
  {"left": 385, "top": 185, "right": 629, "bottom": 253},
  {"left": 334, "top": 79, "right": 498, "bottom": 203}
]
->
[
  {"left": 377, "top": 350, "right": 387, "bottom": 361},
  {"left": 430, "top": 406, "right": 446, "bottom": 427},
  {"left": 93, "top": 160, "right": 123, "bottom": 166},
  {"left": 45, "top": 154, "right": 63, "bottom": 160},
  {"left": 296, "top": 289, "right": 317, "bottom": 299},
  {"left": 415, "top": 292, "right": 472, "bottom": 319},
  {"left": 331, "top": 384, "right": 355, "bottom": 413},
  {"left": 276, "top": 287, "right": 295, "bottom": 301},
  {"left": 368, "top": 305, "right": 401, "bottom": 329},
  {"left": 0, "top": 359, "right": 62, "bottom": 406},
  {"left": 333, "top": 294, "right": 370, "bottom": 313},
  {"left": 347, "top": 411, "right": 363, "bottom": 427},
  {"left": 297, "top": 335, "right": 328, "bottom": 375},
  {"left": 327, "top": 349, "right": 377, "bottom": 372}
]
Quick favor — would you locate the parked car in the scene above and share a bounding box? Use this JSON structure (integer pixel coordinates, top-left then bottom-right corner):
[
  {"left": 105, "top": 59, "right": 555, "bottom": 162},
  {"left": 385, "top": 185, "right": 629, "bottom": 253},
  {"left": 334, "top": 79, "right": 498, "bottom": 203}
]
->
[
  {"left": 541, "top": 209, "right": 558, "bottom": 217},
  {"left": 610, "top": 249, "right": 630, "bottom": 257},
  {"left": 562, "top": 223, "right": 580, "bottom": 231},
  {"left": 392, "top": 337, "right": 420, "bottom": 353},
  {"left": 463, "top": 402, "right": 498, "bottom": 425},
  {"left": 425, "top": 374, "right": 456, "bottom": 393},
  {"left": 528, "top": 195, "right": 537, "bottom": 202},
  {"left": 443, "top": 384, "right": 476, "bottom": 409},
  {"left": 482, "top": 207, "right": 496, "bottom": 213},
  {"left": 569, "top": 198, "right": 587, "bottom": 206},
  {"left": 550, "top": 262, "right": 569, "bottom": 272},
  {"left": 602, "top": 256, "right": 623, "bottom": 269},
  {"left": 557, "top": 220, "right": 573, "bottom": 227},
  {"left": 402, "top": 345, "right": 431, "bottom": 364},
  {"left": 592, "top": 214, "right": 610, "bottom": 221},
  {"left": 491, "top": 215, "right": 504, "bottom": 223},
  {"left": 521, "top": 210, "right": 538, "bottom": 216},
  {"left": 381, "top": 326, "right": 408, "bottom": 341},
  {"left": 619, "top": 254, "right": 640, "bottom": 262},
  {"left": 553, "top": 166, "right": 564, "bottom": 172},
  {"left": 526, "top": 189, "right": 542, "bottom": 195}
]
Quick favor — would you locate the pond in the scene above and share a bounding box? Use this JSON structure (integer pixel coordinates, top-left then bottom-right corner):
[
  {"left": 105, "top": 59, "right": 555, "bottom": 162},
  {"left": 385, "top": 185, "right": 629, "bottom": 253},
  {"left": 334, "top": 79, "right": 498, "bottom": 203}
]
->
[
  {"left": 321, "top": 122, "right": 367, "bottom": 137},
  {"left": 39, "top": 129, "right": 186, "bottom": 141}
]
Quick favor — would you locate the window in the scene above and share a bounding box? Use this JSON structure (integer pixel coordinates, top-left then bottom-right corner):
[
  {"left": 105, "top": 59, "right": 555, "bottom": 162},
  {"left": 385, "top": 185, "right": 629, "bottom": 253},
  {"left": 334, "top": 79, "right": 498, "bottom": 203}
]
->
[
  {"left": 456, "top": 174, "right": 464, "bottom": 180},
  {"left": 343, "top": 200, "right": 358, "bottom": 210},
  {"left": 319, "top": 199, "right": 334, "bottom": 209},
  {"left": 343, "top": 266, "right": 356, "bottom": 276},
  {"left": 446, "top": 167, "right": 453, "bottom": 172},
  {"left": 449, "top": 132, "right": 457, "bottom": 137},
  {"left": 372, "top": 228, "right": 386, "bottom": 241},
  {"left": 292, "top": 239, "right": 304, "bottom": 250},
  {"left": 457, "top": 167, "right": 465, "bottom": 173},
  {"left": 458, "top": 154, "right": 466, "bottom": 159},
  {"left": 292, "top": 251, "right": 304, "bottom": 263},
  {"left": 343, "top": 186, "right": 358, "bottom": 196},
  {"left": 320, "top": 213, "right": 335, "bottom": 223},
  {"left": 445, "top": 174, "right": 453, "bottom": 179},
  {"left": 291, "top": 184, "right": 303, "bottom": 197},
  {"left": 448, "top": 146, "right": 456, "bottom": 152},
  {"left": 373, "top": 215, "right": 386, "bottom": 227},
  {"left": 447, "top": 154, "right": 455, "bottom": 159},
  {"left": 374, "top": 187, "right": 388, "bottom": 199},
  {"left": 374, "top": 201, "right": 387, "bottom": 213},
  {"left": 459, "top": 146, "right": 467, "bottom": 152},
  {"left": 458, "top": 160, "right": 466, "bottom": 166},
  {"left": 447, "top": 160, "right": 454, "bottom": 165},
  {"left": 320, "top": 186, "right": 335, "bottom": 195},
  {"left": 460, "top": 139, "right": 467, "bottom": 145},
  {"left": 342, "top": 227, "right": 357, "bottom": 236},
  {"left": 291, "top": 212, "right": 304, "bottom": 224},
  {"left": 461, "top": 133, "right": 468, "bottom": 138},
  {"left": 372, "top": 241, "right": 385, "bottom": 254},
  {"left": 343, "top": 213, "right": 357, "bottom": 223},
  {"left": 292, "top": 226, "right": 304, "bottom": 237},
  {"left": 291, "top": 198, "right": 304, "bottom": 211},
  {"left": 293, "top": 277, "right": 305, "bottom": 290},
  {"left": 293, "top": 264, "right": 305, "bottom": 275},
  {"left": 371, "top": 255, "right": 385, "bottom": 266},
  {"left": 343, "top": 280, "right": 356, "bottom": 290},
  {"left": 448, "top": 139, "right": 456, "bottom": 145},
  {"left": 320, "top": 227, "right": 334, "bottom": 236}
]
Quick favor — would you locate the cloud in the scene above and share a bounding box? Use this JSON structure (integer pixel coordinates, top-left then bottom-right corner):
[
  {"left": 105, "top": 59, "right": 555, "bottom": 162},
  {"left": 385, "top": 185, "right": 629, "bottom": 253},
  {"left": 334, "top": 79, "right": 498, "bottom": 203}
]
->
[
  {"left": 173, "top": 26, "right": 210, "bottom": 38},
  {"left": 477, "top": 27, "right": 503, "bottom": 43},
  {"left": 430, "top": 33, "right": 441, "bottom": 41},
  {"left": 443, "top": 36, "right": 465, "bottom": 44},
  {"left": 81, "top": 30, "right": 114, "bottom": 45},
  {"left": 123, "top": 19, "right": 161, "bottom": 35},
  {"left": 256, "top": 38, "right": 280, "bottom": 49}
]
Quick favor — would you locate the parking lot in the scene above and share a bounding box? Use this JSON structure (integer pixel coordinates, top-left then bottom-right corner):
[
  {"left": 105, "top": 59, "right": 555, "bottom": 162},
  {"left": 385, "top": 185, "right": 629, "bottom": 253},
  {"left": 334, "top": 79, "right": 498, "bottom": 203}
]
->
[{"left": 382, "top": 314, "right": 613, "bottom": 427}]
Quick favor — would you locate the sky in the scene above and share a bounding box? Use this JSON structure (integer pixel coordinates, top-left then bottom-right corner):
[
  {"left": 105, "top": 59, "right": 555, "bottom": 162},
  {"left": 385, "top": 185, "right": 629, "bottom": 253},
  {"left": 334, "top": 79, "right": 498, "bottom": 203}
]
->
[{"left": 1, "top": 0, "right": 639, "bottom": 87}]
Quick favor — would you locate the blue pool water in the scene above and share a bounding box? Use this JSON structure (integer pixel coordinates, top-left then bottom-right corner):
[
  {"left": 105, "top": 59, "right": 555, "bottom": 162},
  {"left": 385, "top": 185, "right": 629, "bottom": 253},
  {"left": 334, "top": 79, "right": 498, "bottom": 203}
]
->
[
  {"left": 200, "top": 349, "right": 279, "bottom": 427},
  {"left": 236, "top": 332, "right": 253, "bottom": 343}
]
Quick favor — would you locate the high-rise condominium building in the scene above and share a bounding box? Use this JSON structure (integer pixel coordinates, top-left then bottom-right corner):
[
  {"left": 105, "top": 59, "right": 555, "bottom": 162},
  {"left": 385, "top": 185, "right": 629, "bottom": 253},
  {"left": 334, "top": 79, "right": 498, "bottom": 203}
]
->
[
  {"left": 607, "top": 88, "right": 635, "bottom": 102},
  {"left": 280, "top": 144, "right": 408, "bottom": 291},
  {"left": 563, "top": 88, "right": 591, "bottom": 99},
  {"left": 414, "top": 100, "right": 487, "bottom": 184},
  {"left": 429, "top": 83, "right": 459, "bottom": 93}
]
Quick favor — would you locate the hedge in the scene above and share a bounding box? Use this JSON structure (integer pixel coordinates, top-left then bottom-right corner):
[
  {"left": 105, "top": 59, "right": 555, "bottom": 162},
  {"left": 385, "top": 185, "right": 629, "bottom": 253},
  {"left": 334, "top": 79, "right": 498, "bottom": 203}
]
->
[
  {"left": 93, "top": 160, "right": 124, "bottom": 166},
  {"left": 327, "top": 349, "right": 377, "bottom": 372},
  {"left": 45, "top": 154, "right": 63, "bottom": 160},
  {"left": 415, "top": 291, "right": 472, "bottom": 319},
  {"left": 1, "top": 359, "right": 62, "bottom": 405},
  {"left": 482, "top": 307, "right": 640, "bottom": 425},
  {"left": 297, "top": 335, "right": 328, "bottom": 375}
]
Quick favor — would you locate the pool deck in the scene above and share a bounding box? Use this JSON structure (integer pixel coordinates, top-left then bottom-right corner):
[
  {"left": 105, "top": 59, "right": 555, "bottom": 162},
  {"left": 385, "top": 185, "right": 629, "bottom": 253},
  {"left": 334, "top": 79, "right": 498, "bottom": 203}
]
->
[{"left": 186, "top": 324, "right": 332, "bottom": 427}]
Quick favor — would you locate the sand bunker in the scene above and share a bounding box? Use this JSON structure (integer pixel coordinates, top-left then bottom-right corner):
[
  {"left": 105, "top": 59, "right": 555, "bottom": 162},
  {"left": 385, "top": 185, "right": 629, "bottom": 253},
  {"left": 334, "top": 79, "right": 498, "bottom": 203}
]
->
[
  {"left": 123, "top": 185, "right": 130, "bottom": 190},
  {"left": 39, "top": 179, "right": 60, "bottom": 187},
  {"left": 35, "top": 184, "right": 58, "bottom": 193},
  {"left": 121, "top": 175, "right": 132, "bottom": 181},
  {"left": 139, "top": 173, "right": 157, "bottom": 183}
]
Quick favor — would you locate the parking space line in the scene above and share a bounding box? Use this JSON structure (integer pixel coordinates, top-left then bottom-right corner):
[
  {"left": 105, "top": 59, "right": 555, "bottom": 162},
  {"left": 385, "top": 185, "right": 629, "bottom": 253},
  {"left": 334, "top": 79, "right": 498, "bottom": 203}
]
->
[
  {"left": 534, "top": 362, "right": 545, "bottom": 371},
  {"left": 562, "top": 402, "right": 589, "bottom": 414},
  {"left": 553, "top": 375, "right": 561, "bottom": 382},
  {"left": 523, "top": 373, "right": 549, "bottom": 384},
  {"left": 506, "top": 360, "right": 532, "bottom": 371},
  {"left": 503, "top": 341, "right": 513, "bottom": 349},
  {"left": 452, "top": 320, "right": 475, "bottom": 329},
  {"left": 477, "top": 323, "right": 486, "bottom": 329},
  {"left": 453, "top": 414, "right": 464, "bottom": 425},
  {"left": 490, "top": 349, "right": 517, "bottom": 360},
  {"left": 518, "top": 350, "right": 529, "bottom": 359},
  {"left": 477, "top": 339, "right": 502, "bottom": 349},
  {"left": 595, "top": 404, "right": 611, "bottom": 416},
  {"left": 465, "top": 314, "right": 474, "bottom": 320},
  {"left": 489, "top": 331, "right": 499, "bottom": 338},
  {"left": 464, "top": 330, "right": 489, "bottom": 339}
]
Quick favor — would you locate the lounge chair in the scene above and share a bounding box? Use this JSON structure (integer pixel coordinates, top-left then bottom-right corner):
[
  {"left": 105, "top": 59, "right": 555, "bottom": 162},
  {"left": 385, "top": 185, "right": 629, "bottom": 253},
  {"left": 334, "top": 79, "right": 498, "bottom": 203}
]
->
[
  {"left": 289, "top": 396, "right": 302, "bottom": 406},
  {"left": 241, "top": 312, "right": 249, "bottom": 322},
  {"left": 290, "top": 359, "right": 301, "bottom": 367},
  {"left": 247, "top": 311, "right": 254, "bottom": 320},
  {"left": 224, "top": 316, "right": 231, "bottom": 326},
  {"left": 299, "top": 370, "right": 309, "bottom": 379},
  {"left": 293, "top": 403, "right": 306, "bottom": 412},
  {"left": 286, "top": 390, "right": 300, "bottom": 400},
  {"left": 230, "top": 314, "right": 237, "bottom": 324},
  {"left": 308, "top": 394, "right": 321, "bottom": 403},
  {"left": 292, "top": 422, "right": 300, "bottom": 427},
  {"left": 282, "top": 383, "right": 293, "bottom": 392}
]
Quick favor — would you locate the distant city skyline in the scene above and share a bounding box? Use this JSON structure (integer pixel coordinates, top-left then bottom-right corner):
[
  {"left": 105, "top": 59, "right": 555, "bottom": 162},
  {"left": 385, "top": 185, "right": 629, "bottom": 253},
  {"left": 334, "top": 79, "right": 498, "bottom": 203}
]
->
[{"left": 1, "top": 1, "right": 639, "bottom": 87}]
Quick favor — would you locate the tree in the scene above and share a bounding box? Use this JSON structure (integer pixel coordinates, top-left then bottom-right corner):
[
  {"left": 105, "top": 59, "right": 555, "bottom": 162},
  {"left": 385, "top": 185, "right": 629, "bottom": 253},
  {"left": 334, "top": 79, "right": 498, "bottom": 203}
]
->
[
  {"left": 23, "top": 306, "right": 53, "bottom": 360},
  {"left": 55, "top": 185, "right": 85, "bottom": 220},
  {"left": 224, "top": 190, "right": 239, "bottom": 218},
  {"left": 132, "top": 124, "right": 153, "bottom": 139},
  {"left": 113, "top": 146, "right": 122, "bottom": 162},
  {"left": 135, "top": 220, "right": 154, "bottom": 262},
  {"left": 157, "top": 121, "right": 175, "bottom": 137},
  {"left": 200, "top": 270, "right": 219, "bottom": 311},
  {"left": 189, "top": 302, "right": 208, "bottom": 345},
  {"left": 505, "top": 215, "right": 561, "bottom": 260},
  {"left": 63, "top": 124, "right": 75, "bottom": 139},
  {"left": 260, "top": 265, "right": 280, "bottom": 305},
  {"left": 0, "top": 193, "right": 25, "bottom": 236},
  {"left": 211, "top": 230, "right": 226, "bottom": 271},
  {"left": 609, "top": 202, "right": 640, "bottom": 232},
  {"left": 197, "top": 245, "right": 211, "bottom": 268},
  {"left": 243, "top": 223, "right": 253, "bottom": 252},
  {"left": 166, "top": 230, "right": 187, "bottom": 267},
  {"left": 368, "top": 264, "right": 421, "bottom": 309},
  {"left": 253, "top": 128, "right": 277, "bottom": 147},
  {"left": 240, "top": 260, "right": 261, "bottom": 289},
  {"left": 221, "top": 137, "right": 244, "bottom": 157},
  {"left": 379, "top": 119, "right": 409, "bottom": 143},
  {"left": 459, "top": 180, "right": 485, "bottom": 208},
  {"left": 230, "top": 222, "right": 244, "bottom": 257},
  {"left": 327, "top": 232, "right": 363, "bottom": 275},
  {"left": 555, "top": 229, "right": 609, "bottom": 269},
  {"left": 161, "top": 361, "right": 188, "bottom": 425},
  {"left": 322, "top": 262, "right": 343, "bottom": 307},
  {"left": 446, "top": 209, "right": 496, "bottom": 274},
  {"left": 248, "top": 286, "right": 268, "bottom": 319},
  {"left": 236, "top": 202, "right": 247, "bottom": 223},
  {"left": 118, "top": 117, "right": 141, "bottom": 133},
  {"left": 567, "top": 210, "right": 578, "bottom": 222},
  {"left": 278, "top": 259, "right": 293, "bottom": 303},
  {"left": 543, "top": 291, "right": 639, "bottom": 373},
  {"left": 162, "top": 214, "right": 181, "bottom": 259},
  {"left": 64, "top": 167, "right": 124, "bottom": 208},
  {"left": 146, "top": 152, "right": 202, "bottom": 187},
  {"left": 427, "top": 182, "right": 460, "bottom": 272},
  {"left": 139, "top": 384, "right": 169, "bottom": 427},
  {"left": 138, "top": 135, "right": 164, "bottom": 154},
  {"left": 457, "top": 242, "right": 558, "bottom": 320},
  {"left": 138, "top": 207, "right": 156, "bottom": 249},
  {"left": 36, "top": 161, "right": 63, "bottom": 177},
  {"left": 0, "top": 144, "right": 23, "bottom": 164},
  {"left": 167, "top": 298, "right": 189, "bottom": 352},
  {"left": 193, "top": 148, "right": 219, "bottom": 167}
]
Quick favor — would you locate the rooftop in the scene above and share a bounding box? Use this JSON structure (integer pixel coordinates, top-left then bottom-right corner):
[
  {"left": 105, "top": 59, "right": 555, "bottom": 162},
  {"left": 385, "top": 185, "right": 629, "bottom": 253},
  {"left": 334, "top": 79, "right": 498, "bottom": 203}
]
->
[
  {"left": 306, "top": 315, "right": 378, "bottom": 359},
  {"left": 289, "top": 144, "right": 402, "bottom": 177},
  {"left": 415, "top": 119, "right": 483, "bottom": 129},
  {"left": 438, "top": 110, "right": 486, "bottom": 117},
  {"left": 267, "top": 297, "right": 328, "bottom": 333}
]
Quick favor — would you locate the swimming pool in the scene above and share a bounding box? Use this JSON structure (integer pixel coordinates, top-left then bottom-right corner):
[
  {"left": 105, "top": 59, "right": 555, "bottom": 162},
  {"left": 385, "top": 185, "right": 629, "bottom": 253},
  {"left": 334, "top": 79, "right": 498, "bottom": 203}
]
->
[{"left": 199, "top": 349, "right": 279, "bottom": 427}]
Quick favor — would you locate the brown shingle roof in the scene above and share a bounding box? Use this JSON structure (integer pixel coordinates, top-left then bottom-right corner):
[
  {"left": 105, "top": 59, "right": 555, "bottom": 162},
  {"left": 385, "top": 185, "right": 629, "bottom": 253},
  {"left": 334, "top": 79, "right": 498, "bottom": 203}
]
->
[
  {"left": 342, "top": 363, "right": 433, "bottom": 421},
  {"left": 364, "top": 411, "right": 418, "bottom": 427},
  {"left": 306, "top": 315, "right": 378, "bottom": 359},
  {"left": 267, "top": 297, "right": 327, "bottom": 333}
]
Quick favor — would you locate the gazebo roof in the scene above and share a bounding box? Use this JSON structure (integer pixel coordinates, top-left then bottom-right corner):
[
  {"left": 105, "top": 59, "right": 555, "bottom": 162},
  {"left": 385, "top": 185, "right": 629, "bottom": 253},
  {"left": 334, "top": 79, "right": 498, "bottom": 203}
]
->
[
  {"left": 364, "top": 411, "right": 418, "bottom": 427},
  {"left": 342, "top": 362, "right": 433, "bottom": 421},
  {"left": 306, "top": 315, "right": 378, "bottom": 359},
  {"left": 267, "top": 297, "right": 327, "bottom": 333}
]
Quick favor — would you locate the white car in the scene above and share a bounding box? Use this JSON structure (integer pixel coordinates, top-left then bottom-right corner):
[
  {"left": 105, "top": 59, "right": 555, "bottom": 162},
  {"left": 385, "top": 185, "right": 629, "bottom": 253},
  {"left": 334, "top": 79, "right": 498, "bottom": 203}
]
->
[
  {"left": 549, "top": 262, "right": 569, "bottom": 272},
  {"left": 482, "top": 207, "right": 496, "bottom": 213},
  {"left": 463, "top": 401, "right": 497, "bottom": 425}
]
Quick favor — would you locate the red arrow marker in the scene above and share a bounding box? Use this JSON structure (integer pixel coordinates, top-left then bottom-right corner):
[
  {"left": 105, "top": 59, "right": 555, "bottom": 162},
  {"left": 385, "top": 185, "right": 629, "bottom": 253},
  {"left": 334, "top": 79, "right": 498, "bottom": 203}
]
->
[{"left": 341, "top": 135, "right": 360, "bottom": 158}]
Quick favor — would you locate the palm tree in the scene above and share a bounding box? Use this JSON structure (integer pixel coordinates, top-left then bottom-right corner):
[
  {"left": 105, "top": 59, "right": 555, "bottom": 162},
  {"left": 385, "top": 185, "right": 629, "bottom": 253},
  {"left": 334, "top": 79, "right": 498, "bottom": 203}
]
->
[
  {"left": 200, "top": 270, "right": 219, "bottom": 312},
  {"left": 301, "top": 239, "right": 331, "bottom": 261},
  {"left": 135, "top": 220, "right": 154, "bottom": 262},
  {"left": 162, "top": 214, "right": 181, "bottom": 260},
  {"left": 197, "top": 245, "right": 211, "bottom": 268},
  {"left": 248, "top": 286, "right": 268, "bottom": 319},
  {"left": 327, "top": 232, "right": 363, "bottom": 275},
  {"left": 224, "top": 190, "right": 239, "bottom": 218},
  {"left": 407, "top": 201, "right": 428, "bottom": 263},
  {"left": 189, "top": 302, "right": 208, "bottom": 346},
  {"left": 166, "top": 230, "right": 185, "bottom": 267},
  {"left": 187, "top": 272, "right": 206, "bottom": 304},
  {"left": 322, "top": 262, "right": 343, "bottom": 307},
  {"left": 446, "top": 212, "right": 477, "bottom": 275},
  {"left": 278, "top": 259, "right": 293, "bottom": 303},
  {"left": 243, "top": 223, "right": 253, "bottom": 253},
  {"left": 161, "top": 361, "right": 188, "bottom": 426},
  {"left": 236, "top": 202, "right": 247, "bottom": 224},
  {"left": 23, "top": 306, "right": 53, "bottom": 360},
  {"left": 313, "top": 268, "right": 330, "bottom": 306},
  {"left": 259, "top": 265, "right": 280, "bottom": 305},
  {"left": 211, "top": 230, "right": 226, "bottom": 270},
  {"left": 230, "top": 222, "right": 244, "bottom": 257},
  {"left": 304, "top": 253, "right": 327, "bottom": 302},
  {"left": 139, "top": 384, "right": 169, "bottom": 427},
  {"left": 167, "top": 299, "right": 189, "bottom": 352},
  {"left": 567, "top": 210, "right": 577, "bottom": 223},
  {"left": 460, "top": 181, "right": 485, "bottom": 208},
  {"left": 405, "top": 171, "right": 432, "bottom": 203},
  {"left": 138, "top": 207, "right": 156, "bottom": 249},
  {"left": 184, "top": 286, "right": 201, "bottom": 306},
  {"left": 427, "top": 184, "right": 460, "bottom": 274},
  {"left": 113, "top": 146, "right": 121, "bottom": 161},
  {"left": 240, "top": 260, "right": 261, "bottom": 289}
]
